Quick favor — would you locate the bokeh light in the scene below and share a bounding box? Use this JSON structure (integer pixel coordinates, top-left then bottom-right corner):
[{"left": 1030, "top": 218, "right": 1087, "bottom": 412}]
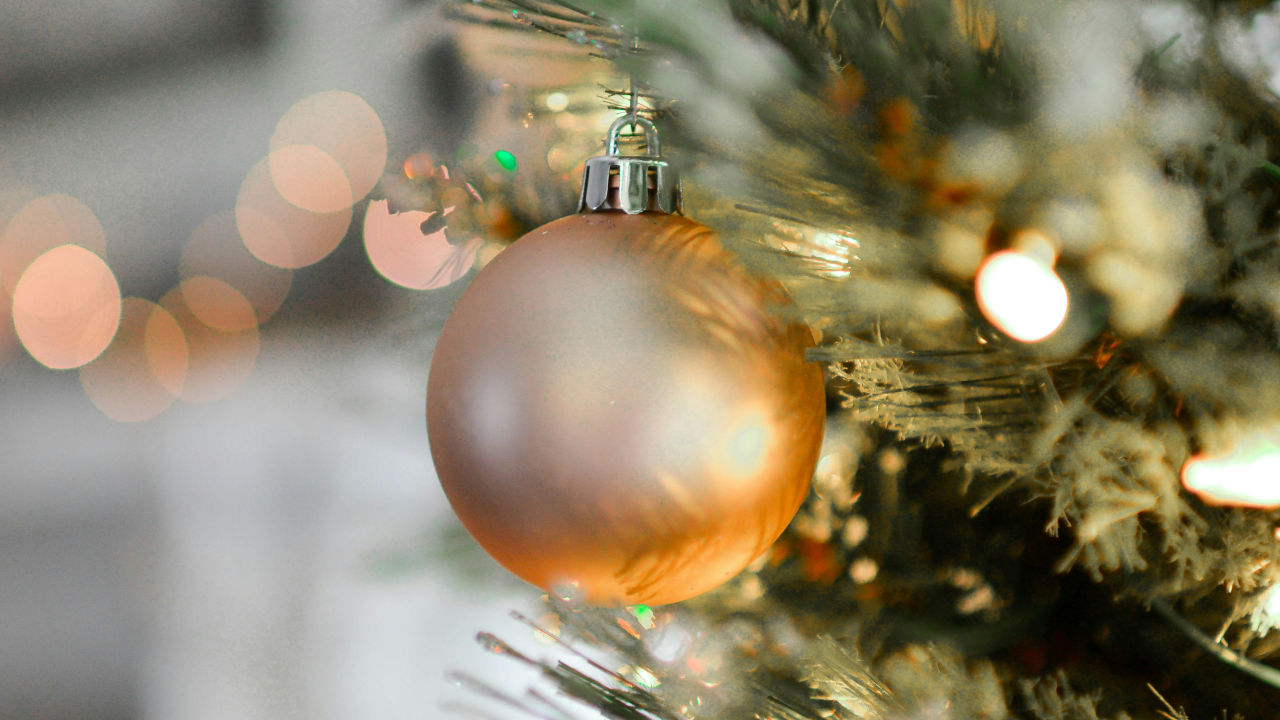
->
[
  {"left": 80, "top": 298, "right": 189, "bottom": 422},
  {"left": 180, "top": 212, "right": 292, "bottom": 323},
  {"left": 0, "top": 279, "right": 15, "bottom": 363},
  {"left": 1182, "top": 425, "right": 1280, "bottom": 508},
  {"left": 236, "top": 157, "right": 352, "bottom": 269},
  {"left": 180, "top": 276, "right": 260, "bottom": 333},
  {"left": 493, "top": 150, "right": 518, "bottom": 173},
  {"left": 12, "top": 245, "right": 121, "bottom": 369},
  {"left": 1, "top": 193, "right": 107, "bottom": 295},
  {"left": 1251, "top": 582, "right": 1280, "bottom": 635},
  {"left": 0, "top": 190, "right": 28, "bottom": 362},
  {"left": 545, "top": 91, "right": 569, "bottom": 112},
  {"left": 266, "top": 145, "right": 353, "bottom": 214},
  {"left": 269, "top": 90, "right": 387, "bottom": 211},
  {"left": 362, "top": 199, "right": 479, "bottom": 290},
  {"left": 974, "top": 249, "right": 1069, "bottom": 342},
  {"left": 402, "top": 153, "right": 436, "bottom": 180},
  {"left": 0, "top": 186, "right": 40, "bottom": 236},
  {"left": 160, "top": 277, "right": 259, "bottom": 403}
]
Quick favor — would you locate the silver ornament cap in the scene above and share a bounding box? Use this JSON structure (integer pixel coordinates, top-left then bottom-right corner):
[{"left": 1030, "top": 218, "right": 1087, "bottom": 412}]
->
[{"left": 578, "top": 116, "right": 681, "bottom": 215}]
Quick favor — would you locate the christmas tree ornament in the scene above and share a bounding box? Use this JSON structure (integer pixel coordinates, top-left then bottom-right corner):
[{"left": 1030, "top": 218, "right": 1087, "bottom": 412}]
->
[{"left": 426, "top": 116, "right": 826, "bottom": 605}]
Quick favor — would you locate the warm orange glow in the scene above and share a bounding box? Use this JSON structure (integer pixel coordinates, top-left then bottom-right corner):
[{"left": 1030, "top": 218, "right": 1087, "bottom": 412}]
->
[
  {"left": 362, "top": 199, "right": 478, "bottom": 289},
  {"left": 267, "top": 145, "right": 354, "bottom": 214},
  {"left": 269, "top": 90, "right": 387, "bottom": 209},
  {"left": 1, "top": 194, "right": 106, "bottom": 295},
  {"left": 402, "top": 153, "right": 435, "bottom": 180},
  {"left": 12, "top": 245, "right": 120, "bottom": 369},
  {"left": 180, "top": 276, "right": 260, "bottom": 333},
  {"left": 0, "top": 187, "right": 40, "bottom": 241},
  {"left": 160, "top": 278, "right": 259, "bottom": 403},
  {"left": 180, "top": 213, "right": 291, "bottom": 322},
  {"left": 236, "top": 158, "right": 352, "bottom": 269},
  {"left": 1009, "top": 229, "right": 1057, "bottom": 266},
  {"left": 0, "top": 280, "right": 15, "bottom": 364},
  {"left": 0, "top": 188, "right": 38, "bottom": 363},
  {"left": 974, "top": 249, "right": 1069, "bottom": 342},
  {"left": 1182, "top": 425, "right": 1280, "bottom": 508},
  {"left": 80, "top": 298, "right": 188, "bottom": 422}
]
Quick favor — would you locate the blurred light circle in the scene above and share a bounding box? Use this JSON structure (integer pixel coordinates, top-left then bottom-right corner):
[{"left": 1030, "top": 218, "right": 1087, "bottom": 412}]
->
[
  {"left": 1, "top": 194, "right": 106, "bottom": 295},
  {"left": 362, "top": 199, "right": 478, "bottom": 290},
  {"left": 0, "top": 187, "right": 40, "bottom": 234},
  {"left": 181, "top": 276, "right": 260, "bottom": 333},
  {"left": 545, "top": 91, "right": 569, "bottom": 112},
  {"left": 161, "top": 278, "right": 259, "bottom": 403},
  {"left": 80, "top": 298, "right": 188, "bottom": 422},
  {"left": 402, "top": 152, "right": 435, "bottom": 180},
  {"left": 974, "top": 250, "right": 1069, "bottom": 343},
  {"left": 236, "top": 158, "right": 352, "bottom": 269},
  {"left": 12, "top": 245, "right": 121, "bottom": 369},
  {"left": 0, "top": 280, "right": 15, "bottom": 363},
  {"left": 180, "top": 212, "right": 292, "bottom": 322},
  {"left": 269, "top": 90, "right": 387, "bottom": 207},
  {"left": 267, "top": 144, "right": 354, "bottom": 214},
  {"left": 1182, "top": 425, "right": 1280, "bottom": 508}
]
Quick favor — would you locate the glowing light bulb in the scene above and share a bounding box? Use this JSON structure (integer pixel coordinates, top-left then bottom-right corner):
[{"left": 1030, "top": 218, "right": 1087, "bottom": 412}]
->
[
  {"left": 1182, "top": 425, "right": 1280, "bottom": 508},
  {"left": 975, "top": 249, "right": 1069, "bottom": 342}
]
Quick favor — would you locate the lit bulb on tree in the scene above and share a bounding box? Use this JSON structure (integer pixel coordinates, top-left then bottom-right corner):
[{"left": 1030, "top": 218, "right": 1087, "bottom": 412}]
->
[{"left": 427, "top": 117, "right": 826, "bottom": 605}]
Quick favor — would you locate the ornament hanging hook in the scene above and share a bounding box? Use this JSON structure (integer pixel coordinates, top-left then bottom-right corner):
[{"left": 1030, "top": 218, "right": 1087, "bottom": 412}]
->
[
  {"left": 606, "top": 115, "right": 660, "bottom": 157},
  {"left": 583, "top": 115, "right": 676, "bottom": 213},
  {"left": 626, "top": 34, "right": 641, "bottom": 131},
  {"left": 610, "top": 37, "right": 656, "bottom": 157},
  {"left": 580, "top": 34, "right": 679, "bottom": 215}
]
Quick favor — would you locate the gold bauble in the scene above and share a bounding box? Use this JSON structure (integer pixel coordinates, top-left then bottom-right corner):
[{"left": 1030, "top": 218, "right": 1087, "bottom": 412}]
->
[{"left": 427, "top": 210, "right": 825, "bottom": 606}]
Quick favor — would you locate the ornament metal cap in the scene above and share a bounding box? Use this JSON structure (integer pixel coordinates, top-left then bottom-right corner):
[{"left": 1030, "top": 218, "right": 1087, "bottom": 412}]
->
[{"left": 578, "top": 116, "right": 682, "bottom": 215}]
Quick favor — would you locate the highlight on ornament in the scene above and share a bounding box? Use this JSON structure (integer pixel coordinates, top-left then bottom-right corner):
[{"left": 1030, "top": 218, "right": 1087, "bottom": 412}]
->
[
  {"left": 974, "top": 248, "right": 1069, "bottom": 342},
  {"left": 1181, "top": 424, "right": 1280, "bottom": 508},
  {"left": 426, "top": 115, "right": 826, "bottom": 606}
]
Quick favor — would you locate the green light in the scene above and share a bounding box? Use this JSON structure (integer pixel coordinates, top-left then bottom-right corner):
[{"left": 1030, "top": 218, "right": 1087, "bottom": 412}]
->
[
  {"left": 629, "top": 604, "right": 654, "bottom": 629},
  {"left": 494, "top": 150, "right": 518, "bottom": 173}
]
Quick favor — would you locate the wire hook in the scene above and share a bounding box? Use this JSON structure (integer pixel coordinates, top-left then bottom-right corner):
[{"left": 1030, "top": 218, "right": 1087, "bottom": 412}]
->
[{"left": 626, "top": 34, "right": 640, "bottom": 132}]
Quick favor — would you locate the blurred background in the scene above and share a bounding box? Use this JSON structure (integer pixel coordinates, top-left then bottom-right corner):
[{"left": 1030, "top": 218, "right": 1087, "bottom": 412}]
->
[{"left": 0, "top": 1, "right": 557, "bottom": 717}]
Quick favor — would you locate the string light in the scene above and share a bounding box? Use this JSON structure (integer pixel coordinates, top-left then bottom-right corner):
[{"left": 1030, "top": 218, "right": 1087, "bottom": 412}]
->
[
  {"left": 1182, "top": 424, "right": 1280, "bottom": 508},
  {"left": 11, "top": 245, "right": 120, "bottom": 369},
  {"left": 974, "top": 249, "right": 1069, "bottom": 342}
]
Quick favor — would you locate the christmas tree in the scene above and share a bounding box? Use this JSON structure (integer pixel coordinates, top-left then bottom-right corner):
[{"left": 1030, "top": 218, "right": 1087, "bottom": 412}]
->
[{"left": 400, "top": 1, "right": 1280, "bottom": 717}]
